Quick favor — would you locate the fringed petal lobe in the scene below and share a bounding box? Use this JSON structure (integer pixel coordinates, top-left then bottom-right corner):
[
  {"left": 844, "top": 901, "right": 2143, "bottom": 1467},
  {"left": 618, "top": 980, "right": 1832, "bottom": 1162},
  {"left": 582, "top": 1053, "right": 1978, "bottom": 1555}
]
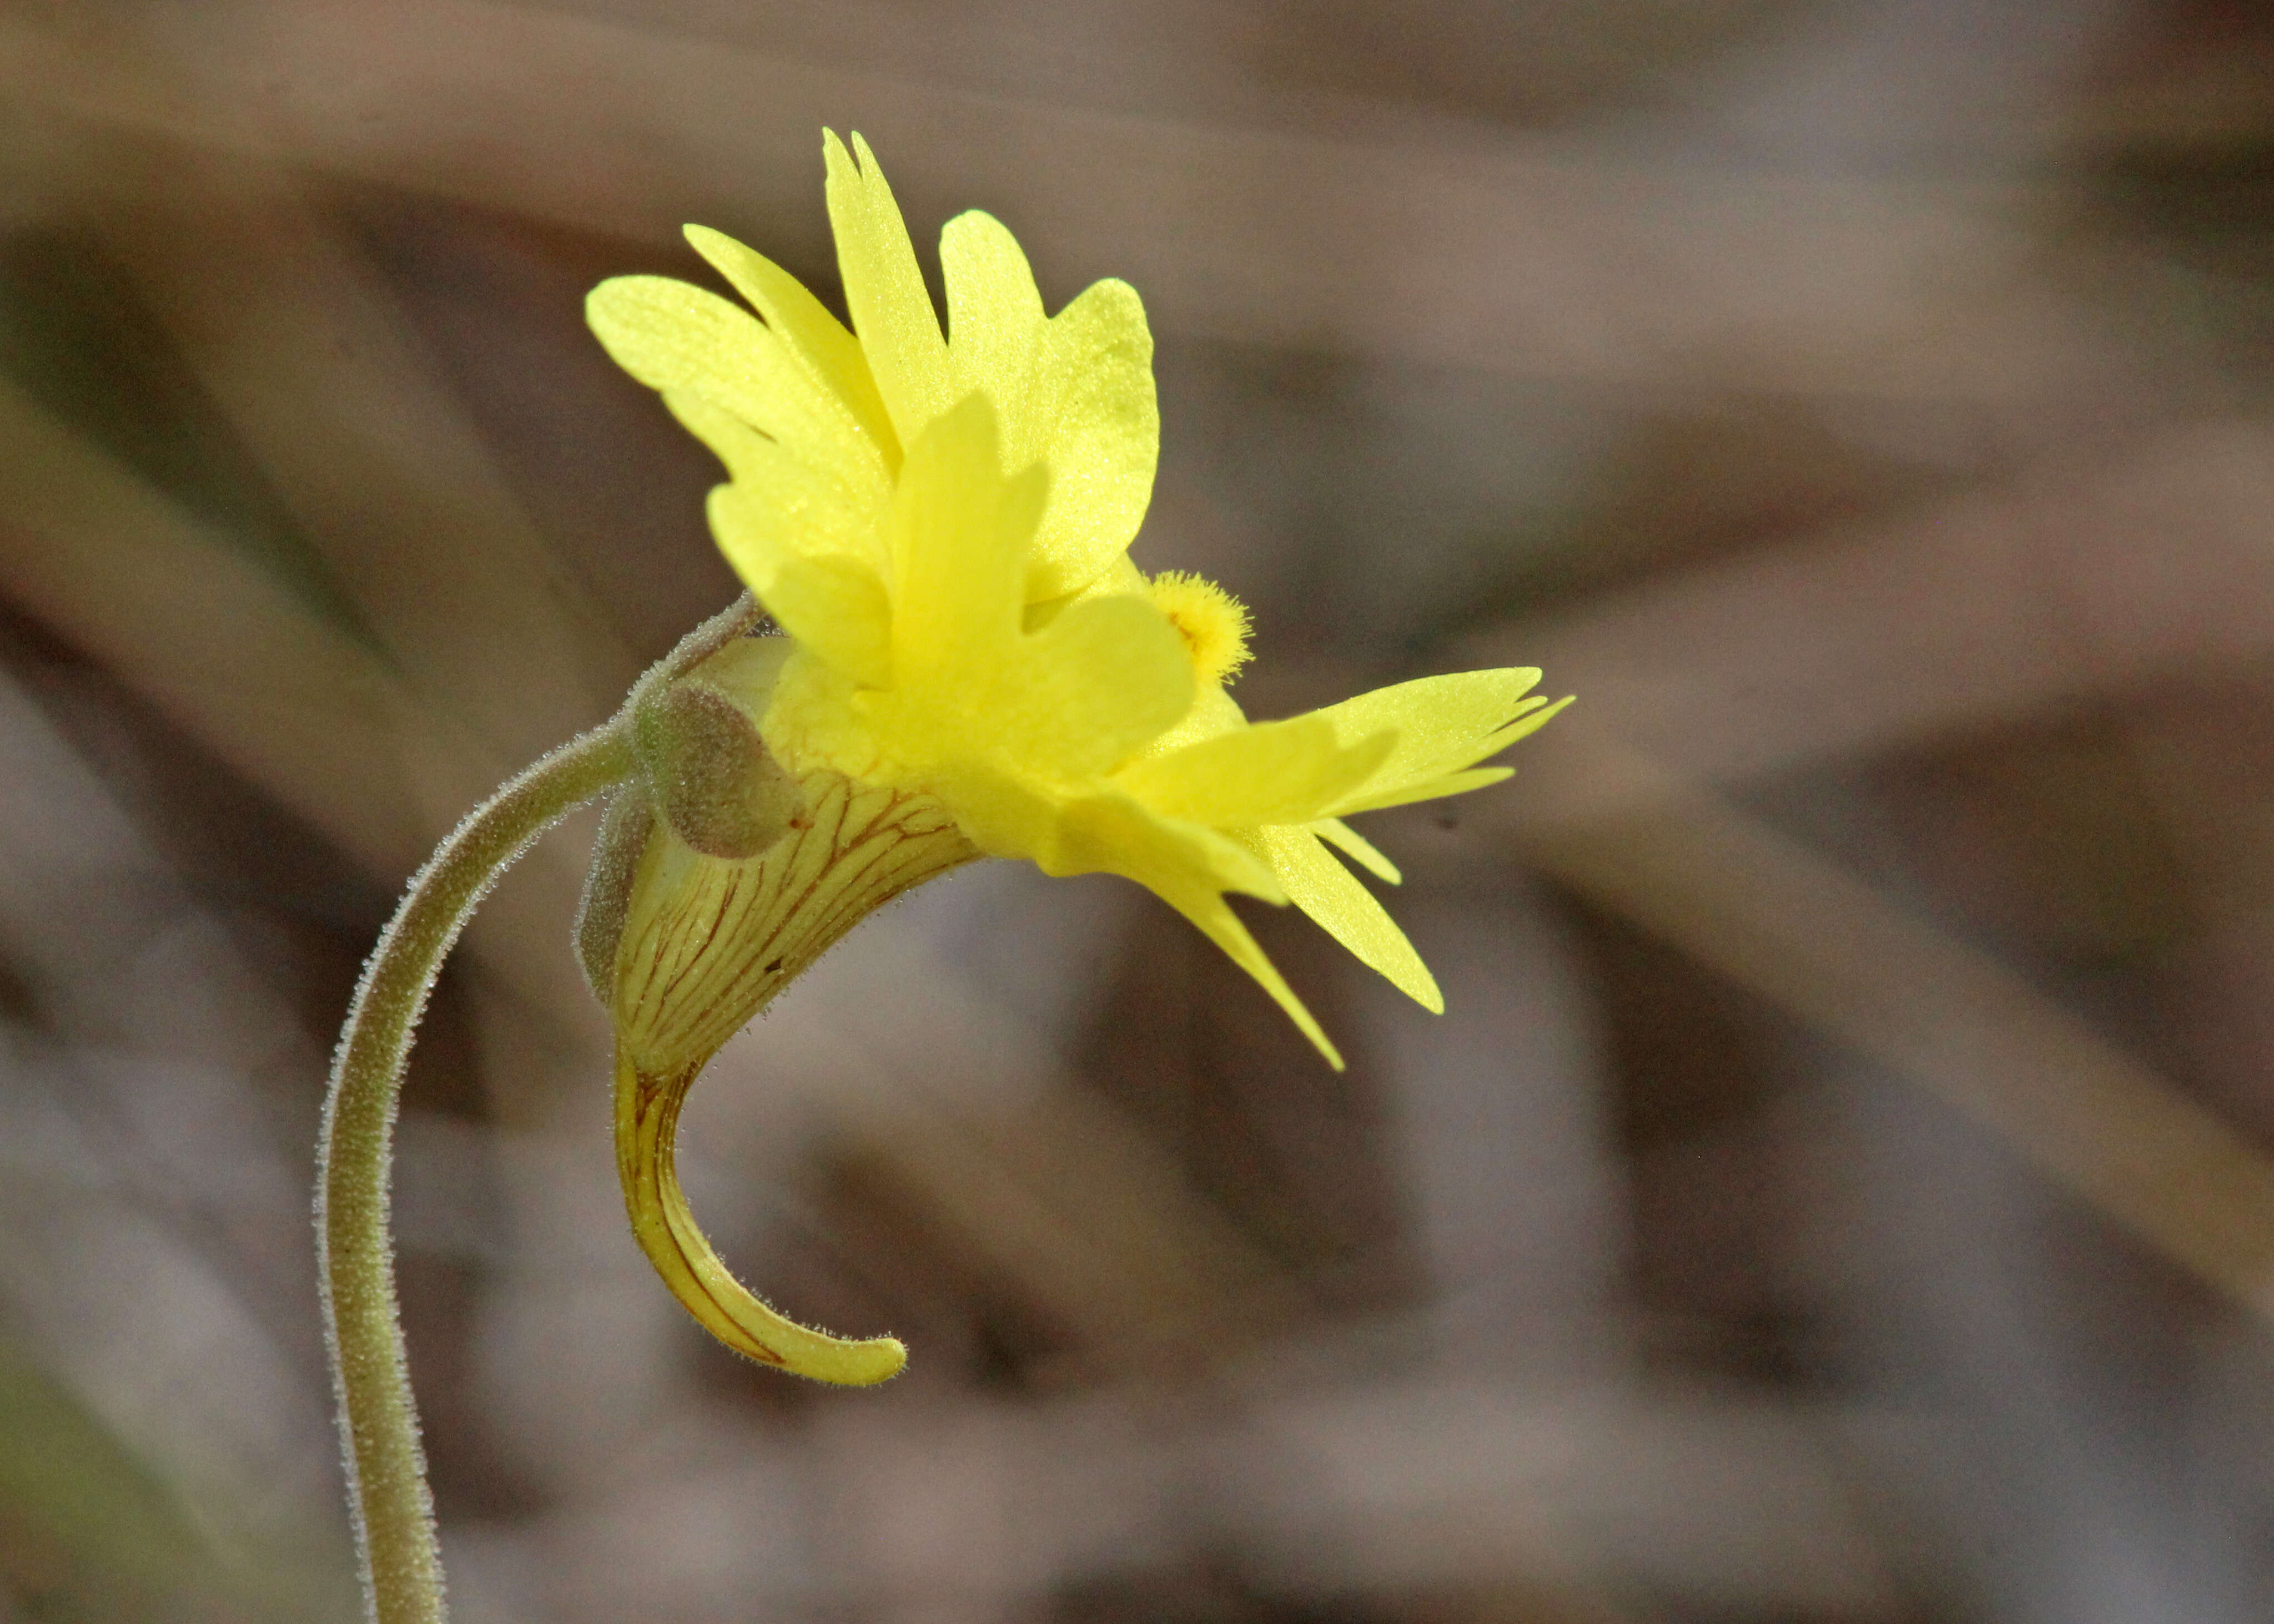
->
[
  {"left": 754, "top": 550, "right": 894, "bottom": 690},
  {"left": 1043, "top": 791, "right": 1340, "bottom": 1061},
  {"left": 670, "top": 394, "right": 885, "bottom": 577},
  {"left": 1314, "top": 817, "right": 1401, "bottom": 884},
  {"left": 824, "top": 131, "right": 954, "bottom": 450},
  {"left": 1309, "top": 669, "right": 1568, "bottom": 817},
  {"left": 683, "top": 224, "right": 901, "bottom": 463},
  {"left": 1259, "top": 825, "right": 1441, "bottom": 1012},
  {"left": 587, "top": 275, "right": 881, "bottom": 502}
]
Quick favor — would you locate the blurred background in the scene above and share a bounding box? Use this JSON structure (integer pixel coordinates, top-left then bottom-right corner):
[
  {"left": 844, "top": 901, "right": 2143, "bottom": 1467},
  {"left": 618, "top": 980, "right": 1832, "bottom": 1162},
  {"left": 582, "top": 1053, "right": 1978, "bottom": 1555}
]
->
[{"left": 6, "top": 0, "right": 2274, "bottom": 1619}]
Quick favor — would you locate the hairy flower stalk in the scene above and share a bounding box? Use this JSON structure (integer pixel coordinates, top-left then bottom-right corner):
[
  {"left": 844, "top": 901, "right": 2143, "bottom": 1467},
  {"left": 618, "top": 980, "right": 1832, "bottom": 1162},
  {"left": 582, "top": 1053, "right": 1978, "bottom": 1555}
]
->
[
  {"left": 318, "top": 598, "right": 773, "bottom": 1623},
  {"left": 320, "top": 130, "right": 1567, "bottom": 1624},
  {"left": 319, "top": 723, "right": 632, "bottom": 1624}
]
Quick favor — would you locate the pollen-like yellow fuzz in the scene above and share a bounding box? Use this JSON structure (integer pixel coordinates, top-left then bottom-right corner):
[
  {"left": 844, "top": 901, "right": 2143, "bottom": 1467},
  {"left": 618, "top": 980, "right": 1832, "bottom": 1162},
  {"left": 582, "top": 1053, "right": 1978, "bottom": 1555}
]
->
[{"left": 1149, "top": 571, "right": 1252, "bottom": 687}]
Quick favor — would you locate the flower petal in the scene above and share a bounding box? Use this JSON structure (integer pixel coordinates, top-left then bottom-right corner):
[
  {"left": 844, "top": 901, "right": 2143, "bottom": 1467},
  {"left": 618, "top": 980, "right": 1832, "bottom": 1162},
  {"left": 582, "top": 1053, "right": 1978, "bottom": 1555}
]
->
[
  {"left": 1337, "top": 764, "right": 1514, "bottom": 814},
  {"left": 885, "top": 396, "right": 1186, "bottom": 779},
  {"left": 1259, "top": 825, "right": 1441, "bottom": 1012},
  {"left": 1309, "top": 670, "right": 1567, "bottom": 817},
  {"left": 1171, "top": 887, "right": 1342, "bottom": 1068},
  {"left": 1313, "top": 817, "right": 1400, "bottom": 884},
  {"left": 1045, "top": 789, "right": 1278, "bottom": 895},
  {"left": 824, "top": 131, "right": 953, "bottom": 452},
  {"left": 587, "top": 275, "right": 881, "bottom": 502},
  {"left": 942, "top": 209, "right": 1047, "bottom": 451},
  {"left": 1028, "top": 279, "right": 1158, "bottom": 599},
  {"left": 939, "top": 218, "right": 1159, "bottom": 600},
  {"left": 888, "top": 394, "right": 1037, "bottom": 675},
  {"left": 674, "top": 392, "right": 886, "bottom": 573},
  {"left": 1114, "top": 713, "right": 1392, "bottom": 828},
  {"left": 682, "top": 224, "right": 901, "bottom": 463},
  {"left": 1010, "top": 595, "right": 1195, "bottom": 779},
  {"left": 1040, "top": 794, "right": 1340, "bottom": 1066},
  {"left": 754, "top": 550, "right": 894, "bottom": 689}
]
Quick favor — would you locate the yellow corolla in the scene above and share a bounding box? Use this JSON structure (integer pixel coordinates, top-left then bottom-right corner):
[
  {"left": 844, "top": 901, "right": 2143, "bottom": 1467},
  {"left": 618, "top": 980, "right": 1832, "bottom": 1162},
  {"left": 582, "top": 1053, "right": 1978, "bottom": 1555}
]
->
[{"left": 581, "top": 132, "right": 1564, "bottom": 1384}]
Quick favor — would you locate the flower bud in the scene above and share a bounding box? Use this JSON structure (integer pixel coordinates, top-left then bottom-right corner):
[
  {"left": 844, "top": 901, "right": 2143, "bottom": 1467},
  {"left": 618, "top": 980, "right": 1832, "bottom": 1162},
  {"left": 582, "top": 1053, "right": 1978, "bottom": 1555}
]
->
[{"left": 631, "top": 636, "right": 804, "bottom": 861}]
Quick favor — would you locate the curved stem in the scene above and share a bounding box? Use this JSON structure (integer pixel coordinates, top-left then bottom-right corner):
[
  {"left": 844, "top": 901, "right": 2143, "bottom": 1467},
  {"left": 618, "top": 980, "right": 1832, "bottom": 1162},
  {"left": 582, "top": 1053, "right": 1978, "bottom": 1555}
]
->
[{"left": 317, "top": 723, "right": 633, "bottom": 1624}]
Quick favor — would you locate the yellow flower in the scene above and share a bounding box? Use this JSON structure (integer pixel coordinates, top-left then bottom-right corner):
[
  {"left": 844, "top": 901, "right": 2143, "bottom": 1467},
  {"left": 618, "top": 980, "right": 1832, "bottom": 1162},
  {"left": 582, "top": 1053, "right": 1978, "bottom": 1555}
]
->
[
  {"left": 580, "top": 132, "right": 1565, "bottom": 1383},
  {"left": 591, "top": 129, "right": 1564, "bottom": 1064}
]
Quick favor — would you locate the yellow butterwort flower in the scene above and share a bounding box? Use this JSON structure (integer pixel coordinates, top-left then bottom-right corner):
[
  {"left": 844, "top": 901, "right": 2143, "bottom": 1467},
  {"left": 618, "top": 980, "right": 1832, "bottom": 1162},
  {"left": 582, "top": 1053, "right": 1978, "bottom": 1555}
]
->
[{"left": 580, "top": 132, "right": 1566, "bottom": 1384}]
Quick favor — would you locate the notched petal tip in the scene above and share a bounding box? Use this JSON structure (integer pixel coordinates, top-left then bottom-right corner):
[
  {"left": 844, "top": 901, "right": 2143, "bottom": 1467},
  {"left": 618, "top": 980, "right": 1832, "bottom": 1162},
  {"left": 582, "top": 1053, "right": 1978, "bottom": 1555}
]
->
[
  {"left": 1310, "top": 668, "right": 1569, "bottom": 819},
  {"left": 1505, "top": 691, "right": 1574, "bottom": 740}
]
